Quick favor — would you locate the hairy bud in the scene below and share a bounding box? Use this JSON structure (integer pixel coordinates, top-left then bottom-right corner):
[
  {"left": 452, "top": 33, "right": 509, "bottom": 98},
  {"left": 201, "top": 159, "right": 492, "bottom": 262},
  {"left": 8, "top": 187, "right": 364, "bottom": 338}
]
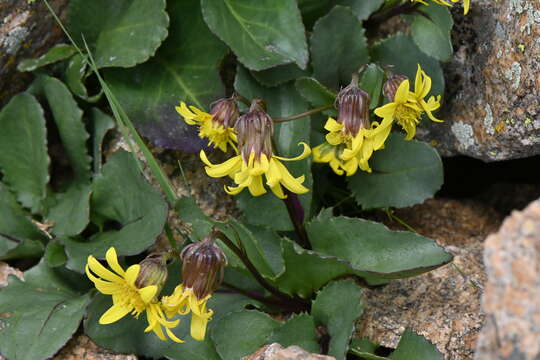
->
[
  {"left": 181, "top": 236, "right": 227, "bottom": 299},
  {"left": 336, "top": 77, "right": 370, "bottom": 136},
  {"left": 210, "top": 96, "right": 239, "bottom": 128},
  {"left": 135, "top": 253, "right": 169, "bottom": 293},
  {"left": 383, "top": 74, "right": 409, "bottom": 101},
  {"left": 234, "top": 99, "right": 274, "bottom": 162}
]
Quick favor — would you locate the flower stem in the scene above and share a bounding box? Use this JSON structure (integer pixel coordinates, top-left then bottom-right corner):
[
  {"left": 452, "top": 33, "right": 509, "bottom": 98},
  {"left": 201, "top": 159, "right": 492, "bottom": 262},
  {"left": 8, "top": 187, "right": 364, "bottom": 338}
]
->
[
  {"left": 282, "top": 192, "right": 312, "bottom": 250},
  {"left": 273, "top": 104, "right": 334, "bottom": 123}
]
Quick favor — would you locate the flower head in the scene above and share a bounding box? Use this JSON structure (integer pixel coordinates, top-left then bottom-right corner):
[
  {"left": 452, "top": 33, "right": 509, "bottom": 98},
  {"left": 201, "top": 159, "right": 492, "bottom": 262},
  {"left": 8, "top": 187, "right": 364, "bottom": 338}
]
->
[
  {"left": 176, "top": 96, "right": 239, "bottom": 152},
  {"left": 200, "top": 99, "right": 311, "bottom": 199},
  {"left": 313, "top": 76, "right": 390, "bottom": 175},
  {"left": 85, "top": 248, "right": 183, "bottom": 342},
  {"left": 162, "top": 235, "right": 227, "bottom": 341},
  {"left": 374, "top": 65, "right": 442, "bottom": 140}
]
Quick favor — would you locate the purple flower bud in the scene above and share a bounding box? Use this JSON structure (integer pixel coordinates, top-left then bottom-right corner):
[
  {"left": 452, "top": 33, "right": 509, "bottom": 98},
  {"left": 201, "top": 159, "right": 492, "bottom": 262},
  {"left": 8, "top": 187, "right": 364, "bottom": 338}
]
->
[
  {"left": 210, "top": 97, "right": 239, "bottom": 129},
  {"left": 383, "top": 74, "right": 409, "bottom": 101},
  {"left": 336, "top": 79, "right": 370, "bottom": 136},
  {"left": 234, "top": 99, "right": 274, "bottom": 162}
]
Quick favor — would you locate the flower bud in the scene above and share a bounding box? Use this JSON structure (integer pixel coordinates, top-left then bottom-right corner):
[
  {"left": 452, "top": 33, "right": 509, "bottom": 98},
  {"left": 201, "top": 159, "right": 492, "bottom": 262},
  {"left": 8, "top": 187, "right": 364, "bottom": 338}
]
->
[
  {"left": 210, "top": 96, "right": 239, "bottom": 128},
  {"left": 336, "top": 78, "right": 370, "bottom": 136},
  {"left": 135, "top": 253, "right": 169, "bottom": 293},
  {"left": 234, "top": 99, "right": 274, "bottom": 162},
  {"left": 181, "top": 236, "right": 227, "bottom": 299},
  {"left": 383, "top": 74, "right": 409, "bottom": 101}
]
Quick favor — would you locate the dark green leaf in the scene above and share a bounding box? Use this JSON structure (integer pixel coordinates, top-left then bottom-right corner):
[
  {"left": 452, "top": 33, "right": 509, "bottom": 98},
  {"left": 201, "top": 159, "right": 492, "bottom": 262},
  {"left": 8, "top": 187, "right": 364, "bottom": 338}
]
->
[
  {"left": 45, "top": 240, "right": 68, "bottom": 267},
  {"left": 29, "top": 75, "right": 92, "bottom": 184},
  {"left": 347, "top": 133, "right": 443, "bottom": 208},
  {"left": 246, "top": 225, "right": 285, "bottom": 277},
  {"left": 63, "top": 150, "right": 168, "bottom": 272},
  {"left": 312, "top": 279, "right": 363, "bottom": 360},
  {"left": 90, "top": 108, "right": 115, "bottom": 174},
  {"left": 0, "top": 94, "right": 49, "bottom": 212},
  {"left": 0, "top": 238, "right": 44, "bottom": 261},
  {"left": 359, "top": 64, "right": 384, "bottom": 109},
  {"left": 47, "top": 184, "right": 91, "bottom": 236},
  {"left": 0, "top": 184, "right": 46, "bottom": 257},
  {"left": 389, "top": 329, "right": 443, "bottom": 360},
  {"left": 371, "top": 33, "right": 444, "bottom": 97},
  {"left": 17, "top": 44, "right": 76, "bottom": 72},
  {"left": 67, "top": 0, "right": 169, "bottom": 68},
  {"left": 310, "top": 6, "right": 369, "bottom": 89},
  {"left": 174, "top": 196, "right": 214, "bottom": 241},
  {"left": 64, "top": 54, "right": 102, "bottom": 102},
  {"left": 295, "top": 77, "right": 337, "bottom": 117},
  {"left": 251, "top": 64, "right": 309, "bottom": 87},
  {"left": 212, "top": 310, "right": 280, "bottom": 360},
  {"left": 0, "top": 261, "right": 91, "bottom": 360},
  {"left": 337, "top": 0, "right": 384, "bottom": 20},
  {"left": 307, "top": 215, "right": 453, "bottom": 278},
  {"left": 297, "top": 0, "right": 333, "bottom": 29},
  {"left": 201, "top": 0, "right": 308, "bottom": 71},
  {"left": 105, "top": 0, "right": 226, "bottom": 151},
  {"left": 236, "top": 191, "right": 293, "bottom": 231},
  {"left": 405, "top": 5, "right": 453, "bottom": 61},
  {"left": 234, "top": 66, "right": 313, "bottom": 230},
  {"left": 267, "top": 313, "right": 319, "bottom": 353}
]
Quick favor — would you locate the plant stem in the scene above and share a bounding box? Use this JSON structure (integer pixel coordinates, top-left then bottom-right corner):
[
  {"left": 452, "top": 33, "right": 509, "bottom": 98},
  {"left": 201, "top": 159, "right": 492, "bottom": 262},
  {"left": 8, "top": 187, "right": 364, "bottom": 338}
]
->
[
  {"left": 385, "top": 208, "right": 417, "bottom": 233},
  {"left": 365, "top": 2, "right": 421, "bottom": 29},
  {"left": 282, "top": 192, "right": 312, "bottom": 250},
  {"left": 273, "top": 104, "right": 333, "bottom": 123}
]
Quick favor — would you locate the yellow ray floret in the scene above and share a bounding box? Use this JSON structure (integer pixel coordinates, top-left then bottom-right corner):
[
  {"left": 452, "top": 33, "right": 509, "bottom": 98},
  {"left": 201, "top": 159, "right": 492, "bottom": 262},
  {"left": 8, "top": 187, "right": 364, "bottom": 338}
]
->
[
  {"left": 85, "top": 247, "right": 183, "bottom": 343},
  {"left": 176, "top": 102, "right": 237, "bottom": 152},
  {"left": 412, "top": 0, "right": 469, "bottom": 14},
  {"left": 200, "top": 143, "right": 311, "bottom": 199}
]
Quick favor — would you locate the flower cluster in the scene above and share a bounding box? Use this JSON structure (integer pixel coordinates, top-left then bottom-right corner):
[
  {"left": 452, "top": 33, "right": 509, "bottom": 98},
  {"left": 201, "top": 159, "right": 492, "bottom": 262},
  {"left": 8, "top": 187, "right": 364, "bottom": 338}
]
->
[
  {"left": 412, "top": 0, "right": 470, "bottom": 14},
  {"left": 86, "top": 238, "right": 227, "bottom": 342}
]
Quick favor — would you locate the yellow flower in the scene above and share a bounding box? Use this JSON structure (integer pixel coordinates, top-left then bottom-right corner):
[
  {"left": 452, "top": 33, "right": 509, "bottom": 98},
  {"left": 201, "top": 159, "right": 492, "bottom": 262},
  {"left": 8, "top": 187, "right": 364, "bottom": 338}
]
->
[
  {"left": 200, "top": 144, "right": 311, "bottom": 199},
  {"left": 200, "top": 99, "right": 311, "bottom": 199},
  {"left": 162, "top": 285, "right": 213, "bottom": 341},
  {"left": 412, "top": 0, "right": 470, "bottom": 14},
  {"left": 85, "top": 247, "right": 183, "bottom": 343},
  {"left": 176, "top": 100, "right": 238, "bottom": 153},
  {"left": 313, "top": 118, "right": 391, "bottom": 175},
  {"left": 374, "top": 65, "right": 442, "bottom": 140}
]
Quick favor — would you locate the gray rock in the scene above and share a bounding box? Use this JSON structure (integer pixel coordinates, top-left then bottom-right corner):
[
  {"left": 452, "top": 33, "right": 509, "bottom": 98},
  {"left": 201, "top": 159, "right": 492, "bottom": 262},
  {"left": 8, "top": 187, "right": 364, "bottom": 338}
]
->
[
  {"left": 475, "top": 198, "right": 540, "bottom": 360},
  {"left": 417, "top": 0, "right": 540, "bottom": 161},
  {"left": 242, "top": 343, "right": 335, "bottom": 360}
]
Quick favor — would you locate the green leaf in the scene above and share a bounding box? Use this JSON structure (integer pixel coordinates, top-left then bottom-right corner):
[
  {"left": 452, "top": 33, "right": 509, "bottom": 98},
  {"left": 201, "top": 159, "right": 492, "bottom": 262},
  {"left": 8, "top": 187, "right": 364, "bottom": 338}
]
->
[
  {"left": 17, "top": 44, "right": 76, "bottom": 72},
  {"left": 371, "top": 33, "right": 444, "bottom": 97},
  {"left": 234, "top": 66, "right": 313, "bottom": 230},
  {"left": 0, "top": 261, "right": 91, "bottom": 360},
  {"left": 359, "top": 64, "right": 384, "bottom": 109},
  {"left": 347, "top": 133, "right": 443, "bottom": 209},
  {"left": 307, "top": 215, "right": 453, "bottom": 278},
  {"left": 67, "top": 0, "right": 169, "bottom": 68},
  {"left": 90, "top": 108, "right": 115, "bottom": 174},
  {"left": 0, "top": 238, "right": 44, "bottom": 261},
  {"left": 251, "top": 63, "right": 309, "bottom": 87},
  {"left": 29, "top": 75, "right": 91, "bottom": 184},
  {"left": 0, "top": 184, "right": 46, "bottom": 257},
  {"left": 47, "top": 184, "right": 91, "bottom": 236},
  {"left": 105, "top": 0, "right": 226, "bottom": 150},
  {"left": 0, "top": 94, "right": 49, "bottom": 212},
  {"left": 267, "top": 313, "right": 319, "bottom": 353},
  {"left": 236, "top": 191, "right": 293, "bottom": 231},
  {"left": 337, "top": 0, "right": 384, "bottom": 20},
  {"left": 64, "top": 54, "right": 102, "bottom": 102},
  {"left": 45, "top": 240, "right": 68, "bottom": 267},
  {"left": 63, "top": 150, "right": 168, "bottom": 272},
  {"left": 201, "top": 0, "right": 308, "bottom": 71},
  {"left": 295, "top": 77, "right": 337, "bottom": 117},
  {"left": 349, "top": 338, "right": 388, "bottom": 360},
  {"left": 310, "top": 6, "right": 369, "bottom": 89},
  {"left": 389, "top": 329, "right": 443, "bottom": 360},
  {"left": 405, "top": 5, "right": 453, "bottom": 61},
  {"left": 312, "top": 279, "right": 363, "bottom": 360},
  {"left": 246, "top": 225, "right": 285, "bottom": 278},
  {"left": 274, "top": 238, "right": 358, "bottom": 298},
  {"left": 212, "top": 310, "right": 280, "bottom": 360}
]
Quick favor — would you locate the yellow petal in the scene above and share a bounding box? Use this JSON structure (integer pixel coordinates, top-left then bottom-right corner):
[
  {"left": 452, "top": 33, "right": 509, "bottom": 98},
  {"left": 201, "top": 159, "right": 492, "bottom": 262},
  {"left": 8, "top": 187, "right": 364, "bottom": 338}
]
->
[
  {"left": 265, "top": 158, "right": 282, "bottom": 187},
  {"left": 166, "top": 327, "right": 185, "bottom": 343},
  {"left": 248, "top": 175, "right": 266, "bottom": 197},
  {"left": 87, "top": 256, "right": 124, "bottom": 283},
  {"left": 394, "top": 80, "right": 410, "bottom": 103},
  {"left": 326, "top": 132, "right": 343, "bottom": 145},
  {"left": 105, "top": 247, "right": 125, "bottom": 277},
  {"left": 201, "top": 153, "right": 242, "bottom": 178},
  {"left": 374, "top": 103, "right": 397, "bottom": 119},
  {"left": 324, "top": 117, "right": 342, "bottom": 132},
  {"left": 125, "top": 264, "right": 140, "bottom": 287},
  {"left": 190, "top": 313, "right": 209, "bottom": 341},
  {"left": 273, "top": 142, "right": 311, "bottom": 162},
  {"left": 138, "top": 285, "right": 158, "bottom": 303},
  {"left": 269, "top": 184, "right": 286, "bottom": 199},
  {"left": 99, "top": 304, "right": 131, "bottom": 324},
  {"left": 176, "top": 102, "right": 197, "bottom": 121},
  {"left": 273, "top": 159, "right": 309, "bottom": 194},
  {"left": 463, "top": 0, "right": 470, "bottom": 14},
  {"left": 343, "top": 158, "right": 359, "bottom": 176},
  {"left": 85, "top": 265, "right": 120, "bottom": 295}
]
